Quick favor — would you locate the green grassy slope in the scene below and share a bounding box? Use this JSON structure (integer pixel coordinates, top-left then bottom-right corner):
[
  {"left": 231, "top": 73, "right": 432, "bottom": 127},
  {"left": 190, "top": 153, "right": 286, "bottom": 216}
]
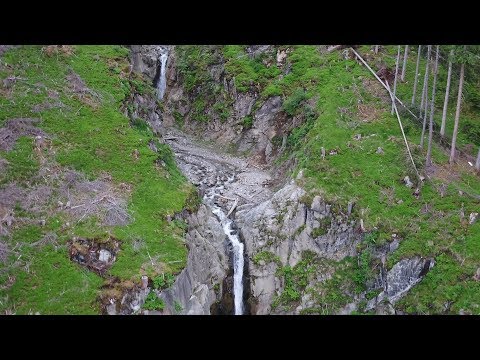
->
[
  {"left": 176, "top": 45, "right": 480, "bottom": 314},
  {"left": 0, "top": 46, "right": 194, "bottom": 314}
]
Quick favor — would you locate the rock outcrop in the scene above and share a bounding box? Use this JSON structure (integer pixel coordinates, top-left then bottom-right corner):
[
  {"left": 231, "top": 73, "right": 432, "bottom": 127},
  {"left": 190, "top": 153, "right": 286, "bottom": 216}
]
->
[
  {"left": 236, "top": 181, "right": 362, "bottom": 314},
  {"left": 366, "top": 257, "right": 435, "bottom": 311},
  {"left": 159, "top": 204, "right": 229, "bottom": 314}
]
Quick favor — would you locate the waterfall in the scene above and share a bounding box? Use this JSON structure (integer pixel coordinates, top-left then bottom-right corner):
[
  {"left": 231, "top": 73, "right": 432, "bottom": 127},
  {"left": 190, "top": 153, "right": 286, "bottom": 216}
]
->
[
  {"left": 202, "top": 174, "right": 244, "bottom": 315},
  {"left": 211, "top": 207, "right": 244, "bottom": 315},
  {"left": 157, "top": 51, "right": 168, "bottom": 99}
]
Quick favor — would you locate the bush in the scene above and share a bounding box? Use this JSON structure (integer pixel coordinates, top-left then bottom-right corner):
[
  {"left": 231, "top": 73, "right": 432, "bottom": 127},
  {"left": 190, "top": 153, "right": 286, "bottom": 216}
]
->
[
  {"left": 153, "top": 273, "right": 175, "bottom": 290},
  {"left": 242, "top": 116, "right": 253, "bottom": 129},
  {"left": 283, "top": 88, "right": 308, "bottom": 116},
  {"left": 143, "top": 292, "right": 165, "bottom": 311}
]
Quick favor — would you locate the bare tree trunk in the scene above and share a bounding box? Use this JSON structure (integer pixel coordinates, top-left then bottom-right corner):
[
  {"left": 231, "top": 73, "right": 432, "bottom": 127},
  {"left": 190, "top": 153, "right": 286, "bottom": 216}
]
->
[
  {"left": 420, "top": 45, "right": 432, "bottom": 148},
  {"left": 441, "top": 49, "right": 454, "bottom": 137},
  {"left": 374, "top": 45, "right": 379, "bottom": 54},
  {"left": 426, "top": 46, "right": 440, "bottom": 167},
  {"left": 392, "top": 45, "right": 401, "bottom": 115},
  {"left": 401, "top": 45, "right": 409, "bottom": 81},
  {"left": 450, "top": 61, "right": 465, "bottom": 164},
  {"left": 420, "top": 46, "right": 432, "bottom": 116},
  {"left": 412, "top": 45, "right": 422, "bottom": 105},
  {"left": 475, "top": 147, "right": 480, "bottom": 171}
]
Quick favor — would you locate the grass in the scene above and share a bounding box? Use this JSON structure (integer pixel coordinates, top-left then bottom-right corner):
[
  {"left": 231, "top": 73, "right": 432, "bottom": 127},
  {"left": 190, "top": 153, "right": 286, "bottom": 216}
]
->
[
  {"left": 174, "top": 44, "right": 480, "bottom": 314},
  {"left": 281, "top": 46, "right": 480, "bottom": 313},
  {"left": 0, "top": 45, "right": 192, "bottom": 314},
  {"left": 362, "top": 45, "right": 480, "bottom": 155}
]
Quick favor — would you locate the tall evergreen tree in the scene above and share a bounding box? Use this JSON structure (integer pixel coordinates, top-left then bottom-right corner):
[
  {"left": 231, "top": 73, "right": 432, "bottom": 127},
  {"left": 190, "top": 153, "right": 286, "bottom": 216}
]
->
[
  {"left": 426, "top": 46, "right": 440, "bottom": 167},
  {"left": 420, "top": 46, "right": 432, "bottom": 118},
  {"left": 412, "top": 45, "right": 422, "bottom": 105},
  {"left": 401, "top": 45, "right": 409, "bottom": 81},
  {"left": 450, "top": 46, "right": 467, "bottom": 164},
  {"left": 420, "top": 45, "right": 432, "bottom": 148},
  {"left": 392, "top": 46, "right": 401, "bottom": 115},
  {"left": 441, "top": 49, "right": 454, "bottom": 137}
]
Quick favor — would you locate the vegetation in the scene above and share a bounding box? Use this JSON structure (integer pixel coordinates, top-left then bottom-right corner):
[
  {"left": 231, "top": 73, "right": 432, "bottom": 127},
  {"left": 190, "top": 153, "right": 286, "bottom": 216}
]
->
[
  {"left": 153, "top": 273, "right": 176, "bottom": 290},
  {"left": 0, "top": 46, "right": 192, "bottom": 314},
  {"left": 143, "top": 292, "right": 165, "bottom": 311}
]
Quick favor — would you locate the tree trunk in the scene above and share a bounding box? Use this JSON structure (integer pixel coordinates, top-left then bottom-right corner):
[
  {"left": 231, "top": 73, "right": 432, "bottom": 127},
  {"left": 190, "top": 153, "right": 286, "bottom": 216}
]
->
[
  {"left": 392, "top": 46, "right": 401, "bottom": 115},
  {"left": 420, "top": 46, "right": 432, "bottom": 116},
  {"left": 374, "top": 45, "right": 379, "bottom": 54},
  {"left": 426, "top": 46, "right": 440, "bottom": 167},
  {"left": 450, "top": 62, "right": 465, "bottom": 164},
  {"left": 475, "top": 147, "right": 480, "bottom": 171},
  {"left": 412, "top": 45, "right": 422, "bottom": 105},
  {"left": 420, "top": 45, "right": 432, "bottom": 148},
  {"left": 441, "top": 49, "right": 453, "bottom": 137},
  {"left": 401, "top": 45, "right": 409, "bottom": 81}
]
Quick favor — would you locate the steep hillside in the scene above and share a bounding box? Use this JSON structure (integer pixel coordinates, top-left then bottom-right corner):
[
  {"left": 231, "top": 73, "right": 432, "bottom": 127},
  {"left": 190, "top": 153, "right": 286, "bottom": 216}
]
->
[
  {"left": 0, "top": 46, "right": 197, "bottom": 314},
  {"left": 1, "top": 45, "right": 479, "bottom": 315},
  {"left": 160, "top": 45, "right": 480, "bottom": 314}
]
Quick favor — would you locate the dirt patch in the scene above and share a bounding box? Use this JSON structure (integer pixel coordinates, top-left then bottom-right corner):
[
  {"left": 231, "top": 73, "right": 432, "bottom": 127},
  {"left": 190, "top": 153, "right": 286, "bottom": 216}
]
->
[
  {"left": 0, "top": 183, "right": 25, "bottom": 209},
  {"left": 69, "top": 236, "right": 120, "bottom": 276},
  {"left": 42, "top": 45, "right": 74, "bottom": 57},
  {"left": 0, "top": 158, "right": 8, "bottom": 173},
  {"left": 21, "top": 185, "right": 53, "bottom": 213},
  {"left": 31, "top": 100, "right": 66, "bottom": 113},
  {"left": 357, "top": 103, "right": 383, "bottom": 122},
  {"left": 0, "top": 45, "right": 14, "bottom": 57},
  {"left": 59, "top": 172, "right": 131, "bottom": 226},
  {"left": 66, "top": 70, "right": 100, "bottom": 108},
  {"left": 0, "top": 241, "right": 8, "bottom": 264},
  {"left": 362, "top": 78, "right": 390, "bottom": 102},
  {"left": 0, "top": 118, "right": 46, "bottom": 152}
]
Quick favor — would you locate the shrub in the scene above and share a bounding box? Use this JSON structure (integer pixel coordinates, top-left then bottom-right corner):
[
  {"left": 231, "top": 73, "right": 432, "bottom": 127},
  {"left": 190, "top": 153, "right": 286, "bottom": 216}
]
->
[
  {"left": 242, "top": 116, "right": 253, "bottom": 129},
  {"left": 153, "top": 273, "right": 176, "bottom": 290},
  {"left": 283, "top": 88, "right": 308, "bottom": 116},
  {"left": 143, "top": 292, "right": 165, "bottom": 311}
]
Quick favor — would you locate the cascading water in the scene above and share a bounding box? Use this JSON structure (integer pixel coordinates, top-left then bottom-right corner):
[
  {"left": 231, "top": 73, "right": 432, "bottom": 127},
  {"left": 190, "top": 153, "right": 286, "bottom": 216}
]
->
[
  {"left": 157, "top": 51, "right": 168, "bottom": 99},
  {"left": 204, "top": 175, "right": 244, "bottom": 315},
  {"left": 211, "top": 207, "right": 244, "bottom": 315}
]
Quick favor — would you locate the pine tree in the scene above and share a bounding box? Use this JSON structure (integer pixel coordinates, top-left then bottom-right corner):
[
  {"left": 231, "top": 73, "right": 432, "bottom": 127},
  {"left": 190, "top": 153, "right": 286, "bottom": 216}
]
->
[
  {"left": 392, "top": 46, "right": 401, "bottom": 115},
  {"left": 401, "top": 45, "right": 409, "bottom": 81},
  {"left": 420, "top": 46, "right": 432, "bottom": 118},
  {"left": 412, "top": 45, "right": 422, "bottom": 105},
  {"left": 420, "top": 45, "right": 432, "bottom": 148},
  {"left": 426, "top": 46, "right": 440, "bottom": 167},
  {"left": 440, "top": 49, "right": 454, "bottom": 137},
  {"left": 450, "top": 46, "right": 466, "bottom": 164}
]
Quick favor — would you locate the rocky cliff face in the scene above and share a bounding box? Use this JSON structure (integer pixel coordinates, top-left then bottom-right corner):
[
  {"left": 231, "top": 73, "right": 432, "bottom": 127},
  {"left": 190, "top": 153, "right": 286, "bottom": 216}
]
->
[
  {"left": 158, "top": 46, "right": 309, "bottom": 168},
  {"left": 236, "top": 181, "right": 362, "bottom": 314},
  {"left": 236, "top": 179, "right": 434, "bottom": 315},
  {"left": 128, "top": 45, "right": 436, "bottom": 315},
  {"left": 159, "top": 204, "right": 229, "bottom": 315}
]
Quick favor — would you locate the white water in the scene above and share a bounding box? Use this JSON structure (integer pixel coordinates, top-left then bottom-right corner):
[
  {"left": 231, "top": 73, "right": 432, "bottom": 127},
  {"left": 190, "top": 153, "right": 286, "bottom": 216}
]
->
[
  {"left": 211, "top": 207, "right": 244, "bottom": 315},
  {"left": 203, "top": 175, "right": 244, "bottom": 315},
  {"left": 157, "top": 51, "right": 168, "bottom": 99}
]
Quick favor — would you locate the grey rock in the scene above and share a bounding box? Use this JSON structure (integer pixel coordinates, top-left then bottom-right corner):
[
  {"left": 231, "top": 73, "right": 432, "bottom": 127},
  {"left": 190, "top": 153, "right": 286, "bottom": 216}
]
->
[
  {"left": 98, "top": 249, "right": 111, "bottom": 263},
  {"left": 236, "top": 183, "right": 362, "bottom": 314},
  {"left": 366, "top": 257, "right": 435, "bottom": 311}
]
